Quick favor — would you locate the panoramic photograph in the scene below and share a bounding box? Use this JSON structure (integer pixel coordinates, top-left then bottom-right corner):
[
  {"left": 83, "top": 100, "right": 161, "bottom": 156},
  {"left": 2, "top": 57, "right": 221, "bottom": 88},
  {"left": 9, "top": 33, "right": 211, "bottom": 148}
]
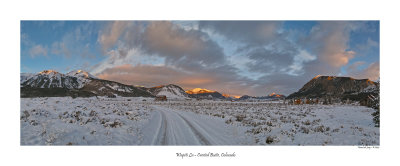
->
[{"left": 20, "top": 20, "right": 379, "bottom": 145}]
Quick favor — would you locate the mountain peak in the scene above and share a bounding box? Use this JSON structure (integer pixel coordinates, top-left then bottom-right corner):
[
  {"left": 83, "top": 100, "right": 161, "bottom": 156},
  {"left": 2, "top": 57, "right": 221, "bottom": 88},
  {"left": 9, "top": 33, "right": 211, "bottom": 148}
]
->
[
  {"left": 312, "top": 75, "right": 339, "bottom": 81},
  {"left": 268, "top": 92, "right": 283, "bottom": 98},
  {"left": 148, "top": 84, "right": 188, "bottom": 99},
  {"left": 268, "top": 92, "right": 285, "bottom": 98},
  {"left": 185, "top": 88, "right": 225, "bottom": 99},
  {"left": 150, "top": 84, "right": 179, "bottom": 89},
  {"left": 222, "top": 93, "right": 241, "bottom": 99},
  {"left": 67, "top": 70, "right": 96, "bottom": 79},
  {"left": 312, "top": 75, "right": 322, "bottom": 80},
  {"left": 186, "top": 88, "right": 216, "bottom": 94},
  {"left": 39, "top": 70, "right": 60, "bottom": 75}
]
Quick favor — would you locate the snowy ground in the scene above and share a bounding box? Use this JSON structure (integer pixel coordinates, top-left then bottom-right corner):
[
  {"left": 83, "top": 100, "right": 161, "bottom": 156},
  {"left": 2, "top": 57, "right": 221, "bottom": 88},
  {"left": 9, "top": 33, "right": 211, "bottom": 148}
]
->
[{"left": 20, "top": 97, "right": 379, "bottom": 145}]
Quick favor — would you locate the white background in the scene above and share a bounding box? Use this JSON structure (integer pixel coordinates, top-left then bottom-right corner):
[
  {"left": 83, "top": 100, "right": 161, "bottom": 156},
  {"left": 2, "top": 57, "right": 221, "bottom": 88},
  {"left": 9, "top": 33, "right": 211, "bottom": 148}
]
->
[{"left": 0, "top": 0, "right": 399, "bottom": 165}]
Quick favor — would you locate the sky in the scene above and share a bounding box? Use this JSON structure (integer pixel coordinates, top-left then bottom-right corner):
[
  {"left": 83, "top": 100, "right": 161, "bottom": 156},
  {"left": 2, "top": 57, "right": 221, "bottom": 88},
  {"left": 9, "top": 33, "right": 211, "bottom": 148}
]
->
[{"left": 20, "top": 21, "right": 379, "bottom": 96}]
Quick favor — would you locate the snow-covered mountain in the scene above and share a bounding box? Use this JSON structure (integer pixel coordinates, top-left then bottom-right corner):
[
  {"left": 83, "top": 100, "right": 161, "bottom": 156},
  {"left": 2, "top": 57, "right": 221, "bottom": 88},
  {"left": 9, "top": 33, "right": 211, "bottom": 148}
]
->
[
  {"left": 20, "top": 73, "right": 35, "bottom": 84},
  {"left": 147, "top": 84, "right": 189, "bottom": 99},
  {"left": 185, "top": 88, "right": 225, "bottom": 99},
  {"left": 66, "top": 70, "right": 97, "bottom": 79},
  {"left": 21, "top": 70, "right": 84, "bottom": 89},
  {"left": 80, "top": 79, "right": 153, "bottom": 97},
  {"left": 20, "top": 70, "right": 154, "bottom": 98},
  {"left": 66, "top": 70, "right": 96, "bottom": 87}
]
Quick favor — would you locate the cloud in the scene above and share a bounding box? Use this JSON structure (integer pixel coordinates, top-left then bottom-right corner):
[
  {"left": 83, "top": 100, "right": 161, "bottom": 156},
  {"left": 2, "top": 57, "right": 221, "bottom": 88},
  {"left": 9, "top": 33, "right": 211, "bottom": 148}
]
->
[
  {"left": 244, "top": 46, "right": 295, "bottom": 74},
  {"left": 198, "top": 21, "right": 314, "bottom": 79},
  {"left": 199, "top": 21, "right": 282, "bottom": 45},
  {"left": 305, "top": 21, "right": 357, "bottom": 68},
  {"left": 366, "top": 38, "right": 379, "bottom": 47},
  {"left": 98, "top": 21, "right": 130, "bottom": 53},
  {"left": 97, "top": 64, "right": 212, "bottom": 86},
  {"left": 293, "top": 21, "right": 368, "bottom": 80},
  {"left": 50, "top": 22, "right": 98, "bottom": 59},
  {"left": 95, "top": 21, "right": 235, "bottom": 78},
  {"left": 51, "top": 42, "right": 71, "bottom": 58},
  {"left": 22, "top": 33, "right": 49, "bottom": 59},
  {"left": 21, "top": 33, "right": 33, "bottom": 46},
  {"left": 356, "top": 37, "right": 379, "bottom": 54},
  {"left": 97, "top": 64, "right": 220, "bottom": 89},
  {"left": 29, "top": 45, "right": 48, "bottom": 58},
  {"left": 346, "top": 61, "right": 366, "bottom": 73},
  {"left": 347, "top": 61, "right": 380, "bottom": 81},
  {"left": 93, "top": 21, "right": 320, "bottom": 95},
  {"left": 97, "top": 64, "right": 182, "bottom": 86},
  {"left": 141, "top": 21, "right": 227, "bottom": 70},
  {"left": 199, "top": 21, "right": 322, "bottom": 78},
  {"left": 289, "top": 49, "right": 317, "bottom": 75},
  {"left": 90, "top": 47, "right": 165, "bottom": 75}
]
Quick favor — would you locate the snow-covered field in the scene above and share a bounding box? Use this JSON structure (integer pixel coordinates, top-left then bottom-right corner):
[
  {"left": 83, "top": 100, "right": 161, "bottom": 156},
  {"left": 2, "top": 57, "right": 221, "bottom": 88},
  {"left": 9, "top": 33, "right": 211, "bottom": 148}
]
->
[{"left": 20, "top": 97, "right": 379, "bottom": 145}]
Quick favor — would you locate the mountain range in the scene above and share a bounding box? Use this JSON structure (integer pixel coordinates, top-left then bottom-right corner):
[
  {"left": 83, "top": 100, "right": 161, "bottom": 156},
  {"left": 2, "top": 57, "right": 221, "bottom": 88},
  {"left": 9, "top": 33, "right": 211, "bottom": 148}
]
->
[
  {"left": 21, "top": 70, "right": 377, "bottom": 102},
  {"left": 238, "top": 93, "right": 286, "bottom": 101},
  {"left": 20, "top": 70, "right": 236, "bottom": 99}
]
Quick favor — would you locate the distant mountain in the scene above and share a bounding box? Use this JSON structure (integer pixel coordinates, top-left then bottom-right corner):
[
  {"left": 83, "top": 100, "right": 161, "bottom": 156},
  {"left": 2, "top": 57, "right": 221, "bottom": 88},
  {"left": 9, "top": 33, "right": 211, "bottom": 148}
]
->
[
  {"left": 286, "top": 75, "right": 379, "bottom": 100},
  {"left": 267, "top": 92, "right": 285, "bottom": 99},
  {"left": 238, "top": 93, "right": 286, "bottom": 101},
  {"left": 186, "top": 88, "right": 216, "bottom": 94},
  {"left": 222, "top": 94, "right": 241, "bottom": 99},
  {"left": 20, "top": 70, "right": 154, "bottom": 98},
  {"left": 147, "top": 84, "right": 189, "bottom": 99},
  {"left": 185, "top": 88, "right": 225, "bottom": 99},
  {"left": 238, "top": 95, "right": 252, "bottom": 100}
]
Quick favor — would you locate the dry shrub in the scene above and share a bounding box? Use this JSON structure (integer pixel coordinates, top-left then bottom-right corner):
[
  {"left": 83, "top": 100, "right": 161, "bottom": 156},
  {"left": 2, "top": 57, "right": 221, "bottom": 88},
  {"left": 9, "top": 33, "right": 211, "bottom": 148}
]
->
[
  {"left": 235, "top": 115, "right": 246, "bottom": 122},
  {"left": 300, "top": 126, "right": 310, "bottom": 134},
  {"left": 266, "top": 136, "right": 276, "bottom": 144}
]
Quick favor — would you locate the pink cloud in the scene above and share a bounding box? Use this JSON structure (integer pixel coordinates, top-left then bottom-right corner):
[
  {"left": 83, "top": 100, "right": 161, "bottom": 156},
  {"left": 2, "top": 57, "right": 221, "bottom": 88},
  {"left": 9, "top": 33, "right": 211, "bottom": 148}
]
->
[{"left": 347, "top": 61, "right": 380, "bottom": 81}]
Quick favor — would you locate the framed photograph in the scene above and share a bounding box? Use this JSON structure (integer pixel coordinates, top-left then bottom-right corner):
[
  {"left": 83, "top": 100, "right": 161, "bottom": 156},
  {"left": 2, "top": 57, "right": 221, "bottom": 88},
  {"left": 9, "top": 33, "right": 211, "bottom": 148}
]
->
[{"left": 20, "top": 20, "right": 379, "bottom": 146}]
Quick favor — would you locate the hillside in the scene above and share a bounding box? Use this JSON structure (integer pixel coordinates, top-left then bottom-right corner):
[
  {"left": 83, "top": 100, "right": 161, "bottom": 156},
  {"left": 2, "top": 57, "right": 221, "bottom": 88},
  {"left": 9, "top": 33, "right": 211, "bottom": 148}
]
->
[{"left": 286, "top": 75, "right": 379, "bottom": 100}]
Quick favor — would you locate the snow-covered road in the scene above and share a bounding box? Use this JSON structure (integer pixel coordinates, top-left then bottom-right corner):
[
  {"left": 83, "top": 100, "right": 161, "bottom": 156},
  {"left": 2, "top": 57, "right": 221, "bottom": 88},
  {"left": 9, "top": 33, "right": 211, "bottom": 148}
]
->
[{"left": 140, "top": 106, "right": 253, "bottom": 145}]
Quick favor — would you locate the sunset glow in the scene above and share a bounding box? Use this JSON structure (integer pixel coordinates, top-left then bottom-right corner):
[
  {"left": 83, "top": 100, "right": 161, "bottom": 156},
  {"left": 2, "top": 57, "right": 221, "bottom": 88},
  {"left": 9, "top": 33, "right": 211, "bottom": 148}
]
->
[{"left": 186, "top": 88, "right": 216, "bottom": 94}]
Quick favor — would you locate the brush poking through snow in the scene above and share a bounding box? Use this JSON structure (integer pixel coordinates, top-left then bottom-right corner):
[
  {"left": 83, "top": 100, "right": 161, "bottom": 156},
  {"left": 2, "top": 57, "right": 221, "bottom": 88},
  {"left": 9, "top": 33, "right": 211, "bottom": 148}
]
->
[{"left": 21, "top": 97, "right": 379, "bottom": 145}]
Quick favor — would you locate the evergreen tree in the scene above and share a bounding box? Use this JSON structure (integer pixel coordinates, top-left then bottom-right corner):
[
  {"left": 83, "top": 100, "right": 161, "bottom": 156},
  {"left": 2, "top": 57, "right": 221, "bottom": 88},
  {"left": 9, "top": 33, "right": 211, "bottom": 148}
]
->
[{"left": 370, "top": 81, "right": 380, "bottom": 127}]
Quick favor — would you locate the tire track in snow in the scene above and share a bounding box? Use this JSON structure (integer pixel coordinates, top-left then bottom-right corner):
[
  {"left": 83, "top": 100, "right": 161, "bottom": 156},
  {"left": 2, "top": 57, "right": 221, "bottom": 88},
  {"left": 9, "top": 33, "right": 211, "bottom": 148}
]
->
[
  {"left": 153, "top": 110, "right": 167, "bottom": 145},
  {"left": 175, "top": 113, "right": 211, "bottom": 145},
  {"left": 160, "top": 111, "right": 168, "bottom": 145}
]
